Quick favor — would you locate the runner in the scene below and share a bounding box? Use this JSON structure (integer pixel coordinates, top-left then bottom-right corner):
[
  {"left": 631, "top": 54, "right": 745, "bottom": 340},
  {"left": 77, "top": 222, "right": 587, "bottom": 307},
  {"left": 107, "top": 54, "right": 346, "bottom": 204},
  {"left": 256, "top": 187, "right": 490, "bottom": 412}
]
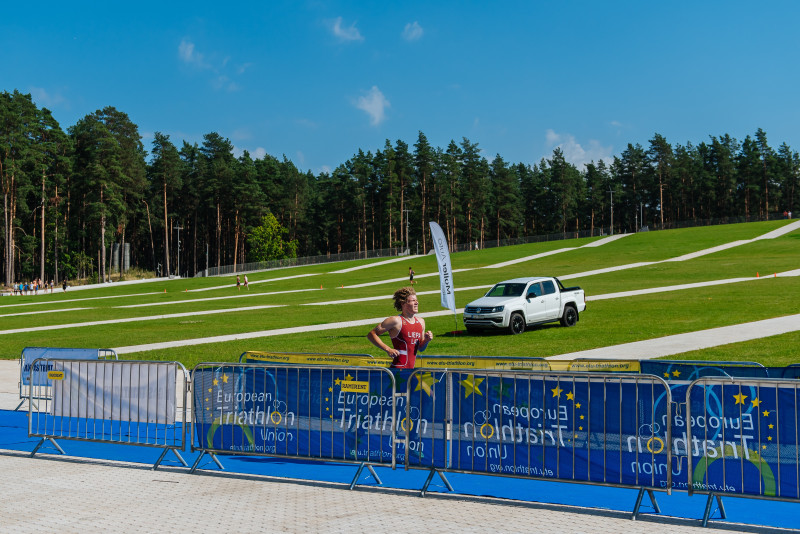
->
[{"left": 367, "top": 287, "right": 433, "bottom": 369}]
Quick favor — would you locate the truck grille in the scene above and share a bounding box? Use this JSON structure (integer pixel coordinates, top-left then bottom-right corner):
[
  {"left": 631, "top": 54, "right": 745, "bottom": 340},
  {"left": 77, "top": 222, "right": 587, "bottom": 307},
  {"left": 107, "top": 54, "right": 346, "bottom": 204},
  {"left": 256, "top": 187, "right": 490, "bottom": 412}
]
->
[{"left": 465, "top": 306, "right": 496, "bottom": 314}]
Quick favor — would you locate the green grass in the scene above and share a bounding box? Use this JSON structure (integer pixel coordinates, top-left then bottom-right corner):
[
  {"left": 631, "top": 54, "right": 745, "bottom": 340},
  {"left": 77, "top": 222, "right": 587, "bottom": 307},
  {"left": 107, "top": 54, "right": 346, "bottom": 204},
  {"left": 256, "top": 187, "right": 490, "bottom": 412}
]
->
[{"left": 1, "top": 219, "right": 798, "bottom": 369}]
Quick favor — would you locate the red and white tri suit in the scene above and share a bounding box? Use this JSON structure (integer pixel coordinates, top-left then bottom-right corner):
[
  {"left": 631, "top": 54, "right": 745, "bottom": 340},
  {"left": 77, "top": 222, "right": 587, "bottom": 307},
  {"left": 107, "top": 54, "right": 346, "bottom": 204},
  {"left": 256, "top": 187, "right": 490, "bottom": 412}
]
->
[{"left": 390, "top": 315, "right": 424, "bottom": 369}]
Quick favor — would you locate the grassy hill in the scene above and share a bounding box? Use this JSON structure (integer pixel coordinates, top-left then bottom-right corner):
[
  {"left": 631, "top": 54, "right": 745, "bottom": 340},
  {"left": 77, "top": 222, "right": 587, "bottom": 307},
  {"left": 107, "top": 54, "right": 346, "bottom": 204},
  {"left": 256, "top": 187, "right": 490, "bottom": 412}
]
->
[{"left": 1, "top": 219, "right": 798, "bottom": 368}]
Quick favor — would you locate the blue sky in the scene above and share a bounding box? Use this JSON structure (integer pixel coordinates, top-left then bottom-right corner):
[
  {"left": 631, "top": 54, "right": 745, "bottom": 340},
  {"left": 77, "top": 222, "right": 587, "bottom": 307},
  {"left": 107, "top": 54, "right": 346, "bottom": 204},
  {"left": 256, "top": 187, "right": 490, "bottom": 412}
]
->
[{"left": 3, "top": 1, "right": 799, "bottom": 174}]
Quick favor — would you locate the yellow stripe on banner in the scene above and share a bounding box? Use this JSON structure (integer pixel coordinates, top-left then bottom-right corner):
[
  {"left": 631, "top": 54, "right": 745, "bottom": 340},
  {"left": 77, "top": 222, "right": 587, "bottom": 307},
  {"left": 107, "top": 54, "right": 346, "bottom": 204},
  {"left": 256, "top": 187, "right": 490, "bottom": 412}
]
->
[
  {"left": 47, "top": 370, "right": 64, "bottom": 380},
  {"left": 244, "top": 351, "right": 392, "bottom": 368},
  {"left": 568, "top": 360, "right": 641, "bottom": 373},
  {"left": 417, "top": 357, "right": 552, "bottom": 371}
]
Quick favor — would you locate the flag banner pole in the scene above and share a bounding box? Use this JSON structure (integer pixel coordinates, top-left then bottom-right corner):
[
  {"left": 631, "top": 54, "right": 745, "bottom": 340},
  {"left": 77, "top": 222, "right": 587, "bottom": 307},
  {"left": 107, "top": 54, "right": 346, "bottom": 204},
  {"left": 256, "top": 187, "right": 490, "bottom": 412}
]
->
[{"left": 429, "top": 222, "right": 456, "bottom": 332}]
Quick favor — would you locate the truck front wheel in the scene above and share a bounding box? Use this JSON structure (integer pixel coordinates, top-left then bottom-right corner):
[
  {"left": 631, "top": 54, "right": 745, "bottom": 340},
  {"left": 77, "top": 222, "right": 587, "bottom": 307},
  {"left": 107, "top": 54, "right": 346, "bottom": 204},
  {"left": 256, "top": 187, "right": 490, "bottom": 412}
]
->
[
  {"left": 509, "top": 312, "right": 526, "bottom": 335},
  {"left": 560, "top": 305, "right": 578, "bottom": 327}
]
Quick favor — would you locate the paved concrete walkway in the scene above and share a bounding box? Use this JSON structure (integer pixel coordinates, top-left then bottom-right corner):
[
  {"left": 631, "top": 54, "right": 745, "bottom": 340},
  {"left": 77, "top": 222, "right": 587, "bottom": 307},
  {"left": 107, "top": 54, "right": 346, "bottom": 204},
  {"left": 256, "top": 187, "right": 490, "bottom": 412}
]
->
[{"left": 2, "top": 448, "right": 793, "bottom": 534}]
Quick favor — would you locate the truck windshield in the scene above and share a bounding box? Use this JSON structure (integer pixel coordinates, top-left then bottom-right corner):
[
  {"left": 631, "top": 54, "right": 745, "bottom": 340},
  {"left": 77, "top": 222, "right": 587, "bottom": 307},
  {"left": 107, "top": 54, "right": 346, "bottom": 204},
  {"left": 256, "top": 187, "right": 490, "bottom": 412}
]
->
[{"left": 486, "top": 283, "right": 526, "bottom": 297}]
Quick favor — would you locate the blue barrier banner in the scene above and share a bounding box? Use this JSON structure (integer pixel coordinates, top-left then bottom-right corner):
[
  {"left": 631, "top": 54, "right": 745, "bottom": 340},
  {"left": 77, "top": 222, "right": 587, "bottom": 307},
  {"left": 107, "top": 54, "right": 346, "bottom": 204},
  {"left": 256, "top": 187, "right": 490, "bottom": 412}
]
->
[
  {"left": 641, "top": 361, "right": 769, "bottom": 381},
  {"left": 193, "top": 365, "right": 420, "bottom": 464},
  {"left": 448, "top": 373, "right": 671, "bottom": 489},
  {"left": 687, "top": 381, "right": 800, "bottom": 498}
]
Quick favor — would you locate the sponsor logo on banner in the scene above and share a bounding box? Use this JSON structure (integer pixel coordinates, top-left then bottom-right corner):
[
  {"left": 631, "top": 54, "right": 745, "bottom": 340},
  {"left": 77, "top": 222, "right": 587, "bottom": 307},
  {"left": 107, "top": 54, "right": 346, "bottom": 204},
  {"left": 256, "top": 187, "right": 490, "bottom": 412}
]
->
[
  {"left": 47, "top": 371, "right": 64, "bottom": 380},
  {"left": 341, "top": 381, "right": 369, "bottom": 393}
]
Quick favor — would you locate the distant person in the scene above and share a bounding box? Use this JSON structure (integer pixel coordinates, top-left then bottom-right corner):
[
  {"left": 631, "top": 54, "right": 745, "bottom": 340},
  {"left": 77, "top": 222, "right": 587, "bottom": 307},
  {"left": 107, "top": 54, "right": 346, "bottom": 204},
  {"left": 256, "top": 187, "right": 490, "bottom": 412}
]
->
[
  {"left": 784, "top": 210, "right": 789, "bottom": 219},
  {"left": 408, "top": 267, "right": 415, "bottom": 285},
  {"left": 62, "top": 280, "right": 67, "bottom": 292},
  {"left": 367, "top": 287, "right": 433, "bottom": 369},
  {"left": 244, "top": 274, "right": 249, "bottom": 290},
  {"left": 236, "top": 275, "right": 241, "bottom": 291}
]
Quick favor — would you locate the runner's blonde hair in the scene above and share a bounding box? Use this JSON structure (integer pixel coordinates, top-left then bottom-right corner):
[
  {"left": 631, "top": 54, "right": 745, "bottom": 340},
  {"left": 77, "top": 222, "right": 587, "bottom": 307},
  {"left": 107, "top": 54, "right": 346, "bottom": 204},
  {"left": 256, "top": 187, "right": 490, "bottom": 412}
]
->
[{"left": 393, "top": 287, "right": 416, "bottom": 311}]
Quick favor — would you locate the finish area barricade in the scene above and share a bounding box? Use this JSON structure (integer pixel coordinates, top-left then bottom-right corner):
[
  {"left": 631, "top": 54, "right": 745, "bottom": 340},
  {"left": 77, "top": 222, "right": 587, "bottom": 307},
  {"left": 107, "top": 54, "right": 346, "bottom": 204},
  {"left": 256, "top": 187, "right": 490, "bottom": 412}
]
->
[
  {"left": 17, "top": 347, "right": 117, "bottom": 411},
  {"left": 27, "top": 358, "right": 189, "bottom": 469},
  {"left": 403, "top": 369, "right": 673, "bottom": 516},
  {"left": 189, "top": 363, "right": 400, "bottom": 488},
  {"left": 685, "top": 377, "right": 800, "bottom": 526}
]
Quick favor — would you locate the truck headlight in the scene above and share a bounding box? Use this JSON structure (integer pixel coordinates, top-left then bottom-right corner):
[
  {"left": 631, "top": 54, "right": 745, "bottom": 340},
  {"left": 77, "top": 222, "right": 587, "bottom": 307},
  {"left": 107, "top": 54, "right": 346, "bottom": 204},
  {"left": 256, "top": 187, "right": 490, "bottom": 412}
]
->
[{"left": 491, "top": 305, "right": 504, "bottom": 313}]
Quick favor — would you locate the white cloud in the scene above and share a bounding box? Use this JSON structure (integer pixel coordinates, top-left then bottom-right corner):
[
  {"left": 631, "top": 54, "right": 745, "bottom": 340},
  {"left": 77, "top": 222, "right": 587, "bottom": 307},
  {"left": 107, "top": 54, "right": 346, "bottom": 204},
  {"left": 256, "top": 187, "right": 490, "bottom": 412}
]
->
[
  {"left": 29, "top": 87, "right": 65, "bottom": 108},
  {"left": 179, "top": 39, "right": 244, "bottom": 91},
  {"left": 331, "top": 17, "right": 364, "bottom": 42},
  {"left": 252, "top": 147, "right": 267, "bottom": 159},
  {"left": 545, "top": 129, "right": 614, "bottom": 169},
  {"left": 402, "top": 21, "right": 423, "bottom": 41},
  {"left": 178, "top": 39, "right": 208, "bottom": 68},
  {"left": 355, "top": 86, "right": 390, "bottom": 126}
]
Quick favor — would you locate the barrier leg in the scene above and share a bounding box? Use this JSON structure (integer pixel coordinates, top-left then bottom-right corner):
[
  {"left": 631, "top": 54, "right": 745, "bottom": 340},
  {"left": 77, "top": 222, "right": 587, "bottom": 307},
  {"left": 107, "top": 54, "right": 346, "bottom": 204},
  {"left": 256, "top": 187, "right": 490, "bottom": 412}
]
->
[
  {"left": 349, "top": 462, "right": 382, "bottom": 490},
  {"left": 152, "top": 448, "right": 188, "bottom": 470},
  {"left": 716, "top": 495, "right": 726, "bottom": 519},
  {"left": 210, "top": 452, "right": 224, "bottom": 470},
  {"left": 632, "top": 488, "right": 660, "bottom": 520},
  {"left": 437, "top": 470, "right": 454, "bottom": 492},
  {"left": 14, "top": 398, "right": 26, "bottom": 411},
  {"left": 701, "top": 493, "right": 715, "bottom": 527},
  {"left": 420, "top": 468, "right": 437, "bottom": 497},
  {"left": 366, "top": 464, "right": 383, "bottom": 485},
  {"left": 30, "top": 437, "right": 65, "bottom": 458},
  {"left": 648, "top": 490, "right": 660, "bottom": 514},
  {"left": 631, "top": 488, "right": 645, "bottom": 520},
  {"left": 419, "top": 469, "right": 453, "bottom": 497},
  {"left": 190, "top": 451, "right": 224, "bottom": 473}
]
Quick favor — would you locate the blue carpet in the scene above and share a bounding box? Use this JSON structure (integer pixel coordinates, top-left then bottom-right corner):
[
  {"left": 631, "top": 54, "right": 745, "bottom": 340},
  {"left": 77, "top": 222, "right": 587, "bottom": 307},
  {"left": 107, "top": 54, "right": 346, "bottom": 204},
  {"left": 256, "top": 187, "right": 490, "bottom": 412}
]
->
[{"left": 2, "top": 409, "right": 796, "bottom": 529}]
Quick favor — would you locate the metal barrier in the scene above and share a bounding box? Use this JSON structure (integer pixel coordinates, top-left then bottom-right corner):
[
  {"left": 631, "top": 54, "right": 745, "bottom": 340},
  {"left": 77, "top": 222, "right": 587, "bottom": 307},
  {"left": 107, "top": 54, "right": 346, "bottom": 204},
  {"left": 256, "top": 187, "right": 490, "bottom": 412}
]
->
[
  {"left": 403, "top": 369, "right": 673, "bottom": 517},
  {"left": 190, "top": 362, "right": 400, "bottom": 488},
  {"left": 28, "top": 358, "right": 188, "bottom": 469},
  {"left": 685, "top": 377, "right": 800, "bottom": 526},
  {"left": 17, "top": 347, "right": 117, "bottom": 411}
]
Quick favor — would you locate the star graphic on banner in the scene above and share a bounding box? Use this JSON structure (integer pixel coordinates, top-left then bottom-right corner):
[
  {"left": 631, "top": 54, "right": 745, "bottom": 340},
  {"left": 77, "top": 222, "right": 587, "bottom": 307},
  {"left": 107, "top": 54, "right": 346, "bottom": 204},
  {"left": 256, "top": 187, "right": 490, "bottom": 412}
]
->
[
  {"left": 461, "top": 375, "right": 485, "bottom": 398},
  {"left": 762, "top": 410, "right": 770, "bottom": 417},
  {"left": 212, "top": 378, "right": 219, "bottom": 386},
  {"left": 566, "top": 391, "right": 575, "bottom": 401},
  {"left": 763, "top": 445, "right": 767, "bottom": 450},
  {"left": 551, "top": 386, "right": 563, "bottom": 398},
  {"left": 345, "top": 373, "right": 353, "bottom": 381},
  {"left": 575, "top": 403, "right": 581, "bottom": 409},
  {"left": 733, "top": 392, "right": 747, "bottom": 405},
  {"left": 222, "top": 373, "right": 229, "bottom": 383},
  {"left": 768, "top": 436, "right": 773, "bottom": 441},
  {"left": 672, "top": 370, "right": 681, "bottom": 377},
  {"left": 580, "top": 415, "right": 584, "bottom": 420},
  {"left": 769, "top": 424, "right": 774, "bottom": 429},
  {"left": 328, "top": 387, "right": 332, "bottom": 393},
  {"left": 415, "top": 372, "right": 437, "bottom": 396},
  {"left": 751, "top": 398, "right": 761, "bottom": 407},
  {"left": 579, "top": 426, "right": 583, "bottom": 431},
  {"left": 207, "top": 388, "right": 212, "bottom": 393},
  {"left": 490, "top": 379, "right": 514, "bottom": 398},
  {"left": 663, "top": 372, "right": 670, "bottom": 378},
  {"left": 335, "top": 378, "right": 341, "bottom": 385}
]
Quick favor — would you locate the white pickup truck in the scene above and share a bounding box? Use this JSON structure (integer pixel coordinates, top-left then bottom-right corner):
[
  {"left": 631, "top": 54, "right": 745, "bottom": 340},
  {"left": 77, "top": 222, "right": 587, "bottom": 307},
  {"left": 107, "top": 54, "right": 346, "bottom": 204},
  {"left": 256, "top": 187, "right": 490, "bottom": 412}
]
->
[{"left": 463, "top": 277, "right": 586, "bottom": 334}]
